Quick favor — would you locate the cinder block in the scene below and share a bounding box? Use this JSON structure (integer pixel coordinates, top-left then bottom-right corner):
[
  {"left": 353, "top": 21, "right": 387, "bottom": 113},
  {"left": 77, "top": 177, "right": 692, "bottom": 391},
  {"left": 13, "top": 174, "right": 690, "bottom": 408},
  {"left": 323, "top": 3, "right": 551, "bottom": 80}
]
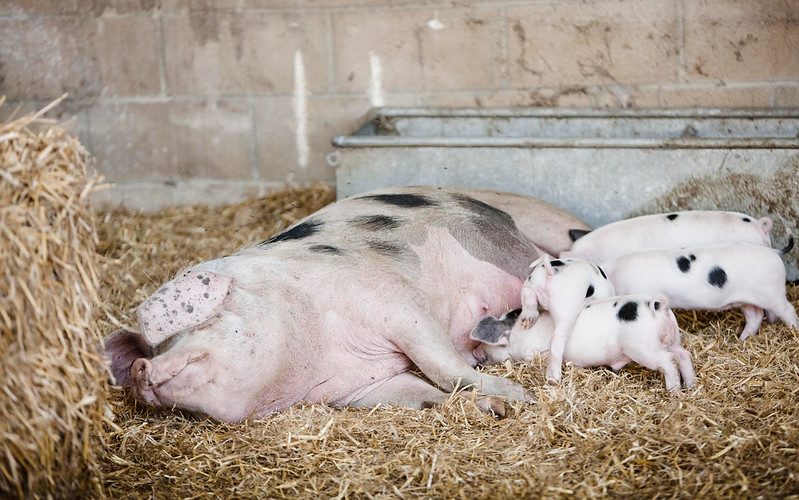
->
[
  {"left": 774, "top": 86, "right": 799, "bottom": 106},
  {"left": 161, "top": 0, "right": 438, "bottom": 11},
  {"left": 684, "top": 0, "right": 799, "bottom": 81},
  {"left": 88, "top": 98, "right": 254, "bottom": 182},
  {"left": 2, "top": 0, "right": 81, "bottom": 15},
  {"left": 162, "top": 10, "right": 328, "bottom": 94},
  {"left": 0, "top": 15, "right": 160, "bottom": 100},
  {"left": 507, "top": 0, "right": 678, "bottom": 87},
  {"left": 333, "top": 7, "right": 502, "bottom": 93},
  {"left": 0, "top": 100, "right": 91, "bottom": 147},
  {"left": 253, "top": 95, "right": 370, "bottom": 183},
  {"left": 91, "top": 179, "right": 269, "bottom": 211}
]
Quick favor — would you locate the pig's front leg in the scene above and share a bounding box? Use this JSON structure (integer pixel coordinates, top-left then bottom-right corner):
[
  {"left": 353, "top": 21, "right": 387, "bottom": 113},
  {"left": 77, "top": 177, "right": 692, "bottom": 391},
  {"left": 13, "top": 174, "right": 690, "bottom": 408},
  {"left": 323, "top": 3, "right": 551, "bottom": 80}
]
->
[
  {"left": 390, "top": 314, "right": 533, "bottom": 404},
  {"left": 519, "top": 284, "right": 539, "bottom": 329},
  {"left": 739, "top": 305, "right": 764, "bottom": 340},
  {"left": 348, "top": 373, "right": 509, "bottom": 417},
  {"left": 545, "top": 322, "right": 573, "bottom": 385}
]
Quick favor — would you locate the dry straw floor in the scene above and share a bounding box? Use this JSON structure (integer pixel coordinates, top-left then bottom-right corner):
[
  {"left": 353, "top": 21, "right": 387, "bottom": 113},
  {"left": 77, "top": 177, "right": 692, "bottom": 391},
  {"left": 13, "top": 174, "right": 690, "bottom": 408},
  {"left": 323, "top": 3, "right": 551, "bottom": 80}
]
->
[{"left": 96, "top": 186, "right": 799, "bottom": 498}]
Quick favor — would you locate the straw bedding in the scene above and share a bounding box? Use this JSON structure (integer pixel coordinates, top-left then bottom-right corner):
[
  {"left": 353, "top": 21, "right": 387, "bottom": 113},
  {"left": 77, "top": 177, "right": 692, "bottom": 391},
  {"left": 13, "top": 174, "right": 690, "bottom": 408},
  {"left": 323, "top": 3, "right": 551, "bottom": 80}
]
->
[
  {"left": 0, "top": 97, "right": 107, "bottom": 497},
  {"left": 95, "top": 186, "right": 799, "bottom": 498},
  {"left": 3, "top": 100, "right": 799, "bottom": 497}
]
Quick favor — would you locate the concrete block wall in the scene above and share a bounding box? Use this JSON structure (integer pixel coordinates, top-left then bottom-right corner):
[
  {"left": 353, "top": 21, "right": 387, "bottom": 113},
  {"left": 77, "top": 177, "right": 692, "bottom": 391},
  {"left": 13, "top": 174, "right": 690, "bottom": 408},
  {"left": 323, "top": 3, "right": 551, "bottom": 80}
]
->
[{"left": 1, "top": 0, "right": 797, "bottom": 209}]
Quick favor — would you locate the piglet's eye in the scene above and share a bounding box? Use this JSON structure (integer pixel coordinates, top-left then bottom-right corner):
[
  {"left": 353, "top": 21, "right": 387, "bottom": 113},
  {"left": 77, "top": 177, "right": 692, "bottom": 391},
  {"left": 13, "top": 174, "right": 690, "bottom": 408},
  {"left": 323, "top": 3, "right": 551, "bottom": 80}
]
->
[{"left": 653, "top": 301, "right": 661, "bottom": 310}]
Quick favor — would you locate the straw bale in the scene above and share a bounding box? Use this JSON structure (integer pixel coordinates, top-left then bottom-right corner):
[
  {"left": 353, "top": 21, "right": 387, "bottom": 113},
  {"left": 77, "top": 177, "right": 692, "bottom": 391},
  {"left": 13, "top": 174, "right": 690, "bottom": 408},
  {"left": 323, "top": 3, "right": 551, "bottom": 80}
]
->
[
  {"left": 96, "top": 186, "right": 799, "bottom": 498},
  {"left": 0, "top": 97, "right": 107, "bottom": 497}
]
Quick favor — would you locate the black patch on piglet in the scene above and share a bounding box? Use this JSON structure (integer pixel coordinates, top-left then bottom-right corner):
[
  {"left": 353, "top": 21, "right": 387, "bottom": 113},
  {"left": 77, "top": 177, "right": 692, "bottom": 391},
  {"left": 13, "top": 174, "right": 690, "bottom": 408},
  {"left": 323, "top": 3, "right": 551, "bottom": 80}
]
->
[
  {"left": 708, "top": 266, "right": 728, "bottom": 288},
  {"left": 469, "top": 315, "right": 512, "bottom": 345},
  {"left": 597, "top": 266, "right": 608, "bottom": 279},
  {"left": 504, "top": 308, "right": 522, "bottom": 322},
  {"left": 689, "top": 254, "right": 697, "bottom": 261},
  {"left": 350, "top": 214, "right": 401, "bottom": 230},
  {"left": 676, "top": 256, "right": 692, "bottom": 273},
  {"left": 261, "top": 219, "right": 323, "bottom": 245},
  {"left": 653, "top": 301, "right": 661, "bottom": 311},
  {"left": 361, "top": 193, "right": 436, "bottom": 208},
  {"left": 309, "top": 244, "right": 344, "bottom": 255},
  {"left": 742, "top": 216, "right": 752, "bottom": 222},
  {"left": 617, "top": 301, "right": 639, "bottom": 322},
  {"left": 666, "top": 213, "right": 679, "bottom": 221},
  {"left": 550, "top": 259, "right": 565, "bottom": 267},
  {"left": 569, "top": 229, "right": 591, "bottom": 242},
  {"left": 585, "top": 285, "right": 595, "bottom": 298},
  {"left": 367, "top": 240, "right": 404, "bottom": 258}
]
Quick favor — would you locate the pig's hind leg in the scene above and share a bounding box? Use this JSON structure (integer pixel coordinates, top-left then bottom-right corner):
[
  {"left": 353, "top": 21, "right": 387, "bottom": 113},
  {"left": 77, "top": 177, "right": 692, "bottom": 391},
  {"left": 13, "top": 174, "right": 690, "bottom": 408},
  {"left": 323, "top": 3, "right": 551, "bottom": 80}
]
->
[
  {"left": 390, "top": 314, "right": 533, "bottom": 404},
  {"left": 623, "top": 343, "right": 682, "bottom": 393},
  {"left": 349, "top": 373, "right": 508, "bottom": 417},
  {"left": 739, "top": 305, "right": 764, "bottom": 340}
]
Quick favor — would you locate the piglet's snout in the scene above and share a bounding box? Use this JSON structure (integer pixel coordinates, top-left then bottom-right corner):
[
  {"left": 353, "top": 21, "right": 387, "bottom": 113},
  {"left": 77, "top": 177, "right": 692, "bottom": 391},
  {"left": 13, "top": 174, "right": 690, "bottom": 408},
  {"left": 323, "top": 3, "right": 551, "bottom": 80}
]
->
[{"left": 130, "top": 358, "right": 160, "bottom": 405}]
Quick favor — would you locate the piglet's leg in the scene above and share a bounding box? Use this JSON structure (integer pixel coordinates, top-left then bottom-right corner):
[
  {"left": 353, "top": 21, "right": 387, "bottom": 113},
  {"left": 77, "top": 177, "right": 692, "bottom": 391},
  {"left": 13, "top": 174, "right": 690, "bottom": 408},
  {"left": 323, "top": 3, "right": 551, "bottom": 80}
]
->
[
  {"left": 769, "top": 300, "right": 799, "bottom": 331},
  {"left": 739, "top": 305, "right": 764, "bottom": 341},
  {"left": 673, "top": 346, "right": 696, "bottom": 388},
  {"left": 391, "top": 314, "right": 532, "bottom": 404},
  {"left": 348, "top": 373, "right": 509, "bottom": 417},
  {"left": 519, "top": 284, "right": 539, "bottom": 329},
  {"left": 545, "top": 322, "right": 573, "bottom": 385}
]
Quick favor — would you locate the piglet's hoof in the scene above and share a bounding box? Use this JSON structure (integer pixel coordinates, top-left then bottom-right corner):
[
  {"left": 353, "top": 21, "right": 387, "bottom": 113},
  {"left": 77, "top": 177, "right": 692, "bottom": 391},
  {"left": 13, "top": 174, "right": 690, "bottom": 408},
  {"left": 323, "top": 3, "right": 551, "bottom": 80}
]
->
[
  {"left": 546, "top": 377, "right": 560, "bottom": 387},
  {"left": 519, "top": 316, "right": 535, "bottom": 330},
  {"left": 475, "top": 396, "right": 509, "bottom": 419}
]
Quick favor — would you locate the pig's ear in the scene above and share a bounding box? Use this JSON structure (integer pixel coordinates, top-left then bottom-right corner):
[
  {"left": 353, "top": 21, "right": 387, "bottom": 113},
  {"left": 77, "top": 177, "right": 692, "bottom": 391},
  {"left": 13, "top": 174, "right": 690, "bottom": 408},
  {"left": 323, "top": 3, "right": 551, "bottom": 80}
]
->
[
  {"left": 137, "top": 270, "right": 232, "bottom": 347},
  {"left": 650, "top": 295, "right": 668, "bottom": 313},
  {"left": 759, "top": 216, "right": 773, "bottom": 234},
  {"left": 542, "top": 258, "right": 555, "bottom": 276},
  {"left": 103, "top": 329, "right": 153, "bottom": 387},
  {"left": 568, "top": 229, "right": 591, "bottom": 242},
  {"left": 470, "top": 317, "right": 511, "bottom": 346}
]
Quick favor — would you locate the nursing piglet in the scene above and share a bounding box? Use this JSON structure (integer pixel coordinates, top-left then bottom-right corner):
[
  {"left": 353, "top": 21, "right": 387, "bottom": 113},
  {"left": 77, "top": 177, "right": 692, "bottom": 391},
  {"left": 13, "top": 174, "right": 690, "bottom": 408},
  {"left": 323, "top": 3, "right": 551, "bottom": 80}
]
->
[
  {"left": 603, "top": 242, "right": 799, "bottom": 340},
  {"left": 563, "top": 211, "right": 776, "bottom": 263},
  {"left": 471, "top": 296, "right": 696, "bottom": 392},
  {"left": 519, "top": 256, "right": 615, "bottom": 384}
]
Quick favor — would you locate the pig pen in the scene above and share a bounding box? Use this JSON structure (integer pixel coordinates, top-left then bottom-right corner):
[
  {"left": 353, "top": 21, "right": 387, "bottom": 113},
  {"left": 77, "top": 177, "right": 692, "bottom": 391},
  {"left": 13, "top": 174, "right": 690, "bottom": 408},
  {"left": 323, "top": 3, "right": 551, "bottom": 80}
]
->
[
  {"left": 95, "top": 187, "right": 799, "bottom": 498},
  {"left": 4, "top": 103, "right": 799, "bottom": 498}
]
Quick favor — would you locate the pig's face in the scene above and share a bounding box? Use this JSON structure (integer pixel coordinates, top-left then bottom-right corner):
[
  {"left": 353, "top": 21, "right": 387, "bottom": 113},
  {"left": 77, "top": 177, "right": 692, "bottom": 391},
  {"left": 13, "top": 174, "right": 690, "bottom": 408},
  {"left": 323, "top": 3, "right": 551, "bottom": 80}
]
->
[{"left": 638, "top": 296, "right": 681, "bottom": 347}]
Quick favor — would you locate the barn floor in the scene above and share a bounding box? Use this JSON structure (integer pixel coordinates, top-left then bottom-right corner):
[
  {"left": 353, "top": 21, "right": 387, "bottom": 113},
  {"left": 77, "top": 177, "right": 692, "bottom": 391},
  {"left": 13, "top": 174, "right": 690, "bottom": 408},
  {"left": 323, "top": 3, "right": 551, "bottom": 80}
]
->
[{"left": 95, "top": 186, "right": 799, "bottom": 498}]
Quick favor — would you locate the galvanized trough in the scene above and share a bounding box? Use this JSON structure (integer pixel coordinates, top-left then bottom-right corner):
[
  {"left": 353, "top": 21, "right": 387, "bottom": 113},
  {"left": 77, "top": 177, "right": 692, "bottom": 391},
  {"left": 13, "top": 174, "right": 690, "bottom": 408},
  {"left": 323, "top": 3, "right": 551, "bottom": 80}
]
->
[{"left": 330, "top": 108, "right": 799, "bottom": 230}]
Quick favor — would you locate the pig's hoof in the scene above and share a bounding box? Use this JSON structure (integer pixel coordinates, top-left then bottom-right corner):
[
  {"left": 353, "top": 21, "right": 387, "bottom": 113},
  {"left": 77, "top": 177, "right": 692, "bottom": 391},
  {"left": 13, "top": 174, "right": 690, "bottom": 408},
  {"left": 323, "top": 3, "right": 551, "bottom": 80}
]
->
[
  {"left": 475, "top": 396, "right": 509, "bottom": 418},
  {"left": 546, "top": 377, "right": 560, "bottom": 387},
  {"left": 523, "top": 389, "right": 537, "bottom": 403}
]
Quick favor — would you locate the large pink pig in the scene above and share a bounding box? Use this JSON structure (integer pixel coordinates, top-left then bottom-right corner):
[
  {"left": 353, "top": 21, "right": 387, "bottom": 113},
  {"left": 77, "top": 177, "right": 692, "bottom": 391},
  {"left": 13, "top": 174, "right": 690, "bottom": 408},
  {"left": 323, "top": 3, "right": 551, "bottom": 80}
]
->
[{"left": 105, "top": 186, "right": 588, "bottom": 421}]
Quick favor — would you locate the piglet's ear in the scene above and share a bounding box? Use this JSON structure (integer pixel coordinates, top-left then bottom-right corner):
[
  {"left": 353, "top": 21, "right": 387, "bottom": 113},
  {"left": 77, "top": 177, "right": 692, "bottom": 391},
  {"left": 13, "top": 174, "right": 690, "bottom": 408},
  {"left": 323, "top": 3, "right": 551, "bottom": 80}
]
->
[
  {"left": 470, "top": 317, "right": 511, "bottom": 346},
  {"left": 137, "top": 270, "right": 232, "bottom": 348},
  {"left": 650, "top": 294, "right": 668, "bottom": 313},
  {"left": 759, "top": 216, "right": 773, "bottom": 234}
]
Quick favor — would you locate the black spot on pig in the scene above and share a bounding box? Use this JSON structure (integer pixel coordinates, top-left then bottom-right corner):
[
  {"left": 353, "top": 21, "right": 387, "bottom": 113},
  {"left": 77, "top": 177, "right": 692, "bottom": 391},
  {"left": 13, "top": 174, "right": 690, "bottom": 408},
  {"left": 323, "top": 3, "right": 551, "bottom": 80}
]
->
[
  {"left": 197, "top": 275, "right": 203, "bottom": 280},
  {"left": 504, "top": 308, "right": 522, "bottom": 322},
  {"left": 261, "top": 219, "right": 323, "bottom": 245},
  {"left": 617, "top": 301, "right": 638, "bottom": 322},
  {"left": 569, "top": 229, "right": 591, "bottom": 242},
  {"left": 550, "top": 259, "right": 565, "bottom": 267},
  {"left": 186, "top": 304, "right": 194, "bottom": 313},
  {"left": 689, "top": 254, "right": 697, "bottom": 261},
  {"left": 367, "top": 240, "right": 404, "bottom": 258},
  {"left": 597, "top": 266, "right": 608, "bottom": 279},
  {"left": 309, "top": 244, "right": 344, "bottom": 255},
  {"left": 585, "top": 285, "right": 595, "bottom": 298},
  {"left": 421, "top": 401, "right": 437, "bottom": 409},
  {"left": 351, "top": 214, "right": 402, "bottom": 230},
  {"left": 361, "top": 193, "right": 436, "bottom": 208},
  {"left": 203, "top": 292, "right": 209, "bottom": 298},
  {"left": 202, "top": 277, "right": 210, "bottom": 285},
  {"left": 742, "top": 216, "right": 752, "bottom": 222},
  {"left": 667, "top": 213, "right": 679, "bottom": 221},
  {"left": 676, "top": 256, "right": 692, "bottom": 273},
  {"left": 708, "top": 266, "right": 728, "bottom": 288},
  {"left": 653, "top": 301, "right": 661, "bottom": 311},
  {"left": 453, "top": 194, "right": 514, "bottom": 229}
]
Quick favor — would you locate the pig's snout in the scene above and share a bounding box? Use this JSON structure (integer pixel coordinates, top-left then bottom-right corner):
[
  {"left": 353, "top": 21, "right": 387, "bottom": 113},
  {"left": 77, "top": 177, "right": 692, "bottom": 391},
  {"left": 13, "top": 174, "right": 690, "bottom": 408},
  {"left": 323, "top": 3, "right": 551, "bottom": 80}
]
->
[
  {"left": 472, "top": 345, "right": 488, "bottom": 365},
  {"left": 131, "top": 358, "right": 160, "bottom": 405}
]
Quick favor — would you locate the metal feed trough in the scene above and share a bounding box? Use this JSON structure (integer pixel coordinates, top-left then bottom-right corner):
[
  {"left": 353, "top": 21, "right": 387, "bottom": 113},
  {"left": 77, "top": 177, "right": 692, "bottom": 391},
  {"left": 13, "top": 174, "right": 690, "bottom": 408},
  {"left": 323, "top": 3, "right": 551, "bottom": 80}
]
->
[{"left": 329, "top": 108, "right": 799, "bottom": 229}]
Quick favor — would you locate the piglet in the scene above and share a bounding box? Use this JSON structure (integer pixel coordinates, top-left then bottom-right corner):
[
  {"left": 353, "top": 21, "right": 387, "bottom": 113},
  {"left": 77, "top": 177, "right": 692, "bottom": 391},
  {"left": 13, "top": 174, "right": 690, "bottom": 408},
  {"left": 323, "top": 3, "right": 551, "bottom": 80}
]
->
[
  {"left": 563, "top": 211, "right": 777, "bottom": 263},
  {"left": 519, "top": 256, "right": 615, "bottom": 384},
  {"left": 602, "top": 242, "right": 799, "bottom": 340},
  {"left": 471, "top": 296, "right": 696, "bottom": 393}
]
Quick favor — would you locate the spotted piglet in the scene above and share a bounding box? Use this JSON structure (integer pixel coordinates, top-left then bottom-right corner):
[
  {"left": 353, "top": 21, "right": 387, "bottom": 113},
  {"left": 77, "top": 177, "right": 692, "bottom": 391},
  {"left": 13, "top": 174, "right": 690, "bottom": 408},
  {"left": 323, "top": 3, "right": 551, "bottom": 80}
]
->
[
  {"left": 563, "top": 210, "right": 778, "bottom": 264},
  {"left": 603, "top": 242, "right": 799, "bottom": 340},
  {"left": 519, "top": 256, "right": 615, "bottom": 384},
  {"left": 471, "top": 296, "right": 696, "bottom": 392}
]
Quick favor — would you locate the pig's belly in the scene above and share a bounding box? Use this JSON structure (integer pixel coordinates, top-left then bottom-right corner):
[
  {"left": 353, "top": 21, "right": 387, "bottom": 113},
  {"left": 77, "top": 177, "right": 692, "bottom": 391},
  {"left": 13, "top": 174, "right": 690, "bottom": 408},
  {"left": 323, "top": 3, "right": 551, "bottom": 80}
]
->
[{"left": 410, "top": 227, "right": 526, "bottom": 359}]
